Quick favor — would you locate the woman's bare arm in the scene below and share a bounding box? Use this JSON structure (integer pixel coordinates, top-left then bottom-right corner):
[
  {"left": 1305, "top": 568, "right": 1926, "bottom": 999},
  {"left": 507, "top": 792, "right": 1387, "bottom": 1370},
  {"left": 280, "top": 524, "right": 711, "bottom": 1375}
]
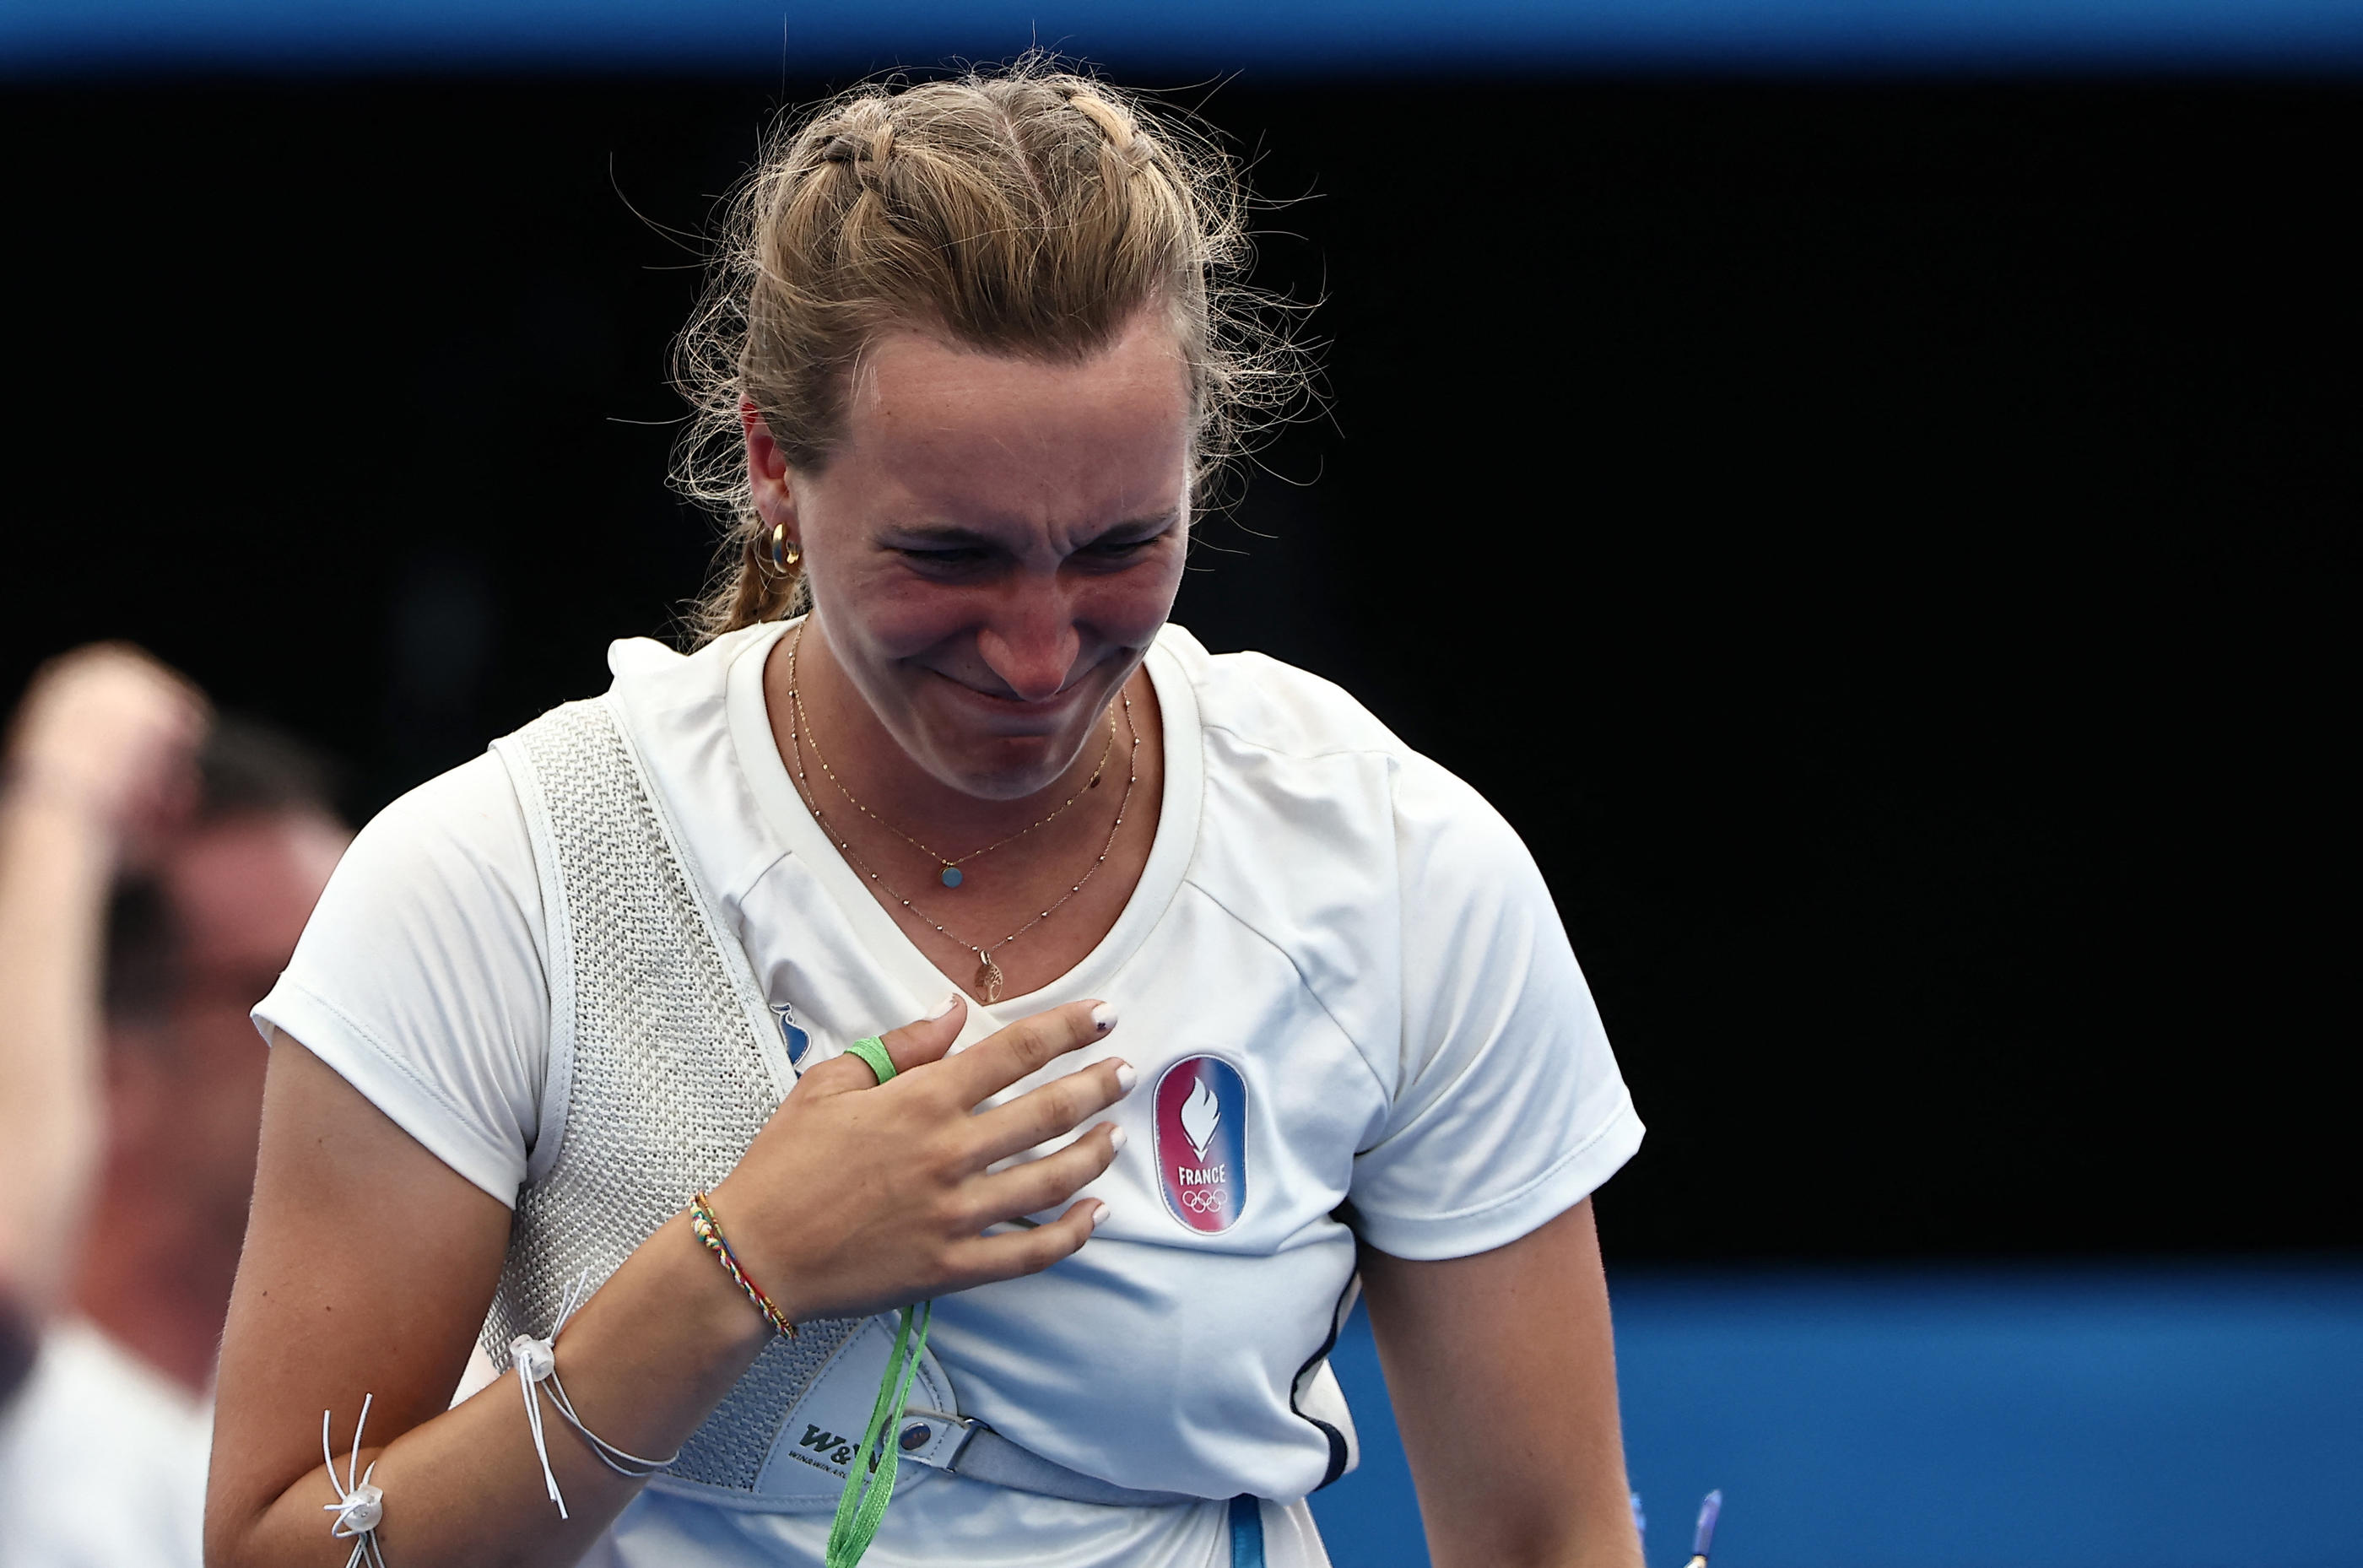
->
[
  {"left": 1360, "top": 1198, "right": 1644, "bottom": 1568},
  {"left": 208, "top": 997, "right": 1133, "bottom": 1568},
  {"left": 205, "top": 1039, "right": 704, "bottom": 1568}
]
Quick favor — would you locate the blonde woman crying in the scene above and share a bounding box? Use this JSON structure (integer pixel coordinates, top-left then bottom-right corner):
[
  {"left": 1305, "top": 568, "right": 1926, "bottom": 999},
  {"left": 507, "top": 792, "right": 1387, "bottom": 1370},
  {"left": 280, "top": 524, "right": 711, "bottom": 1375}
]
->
[{"left": 206, "top": 59, "right": 1646, "bottom": 1568}]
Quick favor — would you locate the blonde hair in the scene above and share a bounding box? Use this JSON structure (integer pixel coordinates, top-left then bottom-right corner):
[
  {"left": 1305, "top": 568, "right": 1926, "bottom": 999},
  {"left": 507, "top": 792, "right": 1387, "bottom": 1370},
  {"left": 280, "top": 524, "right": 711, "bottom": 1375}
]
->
[{"left": 671, "top": 57, "right": 1305, "bottom": 643}]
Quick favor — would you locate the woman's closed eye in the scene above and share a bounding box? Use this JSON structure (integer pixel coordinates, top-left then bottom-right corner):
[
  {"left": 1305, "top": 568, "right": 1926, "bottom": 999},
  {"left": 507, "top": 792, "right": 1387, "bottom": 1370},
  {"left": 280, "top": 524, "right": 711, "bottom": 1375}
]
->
[
  {"left": 1077, "top": 518, "right": 1181, "bottom": 565},
  {"left": 1080, "top": 534, "right": 1161, "bottom": 562},
  {"left": 897, "top": 544, "right": 995, "bottom": 574},
  {"left": 894, "top": 527, "right": 1171, "bottom": 575}
]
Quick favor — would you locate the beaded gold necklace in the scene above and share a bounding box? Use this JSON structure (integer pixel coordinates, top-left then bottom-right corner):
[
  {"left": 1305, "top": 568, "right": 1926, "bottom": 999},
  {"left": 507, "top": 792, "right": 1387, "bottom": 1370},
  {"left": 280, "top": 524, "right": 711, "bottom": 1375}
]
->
[
  {"left": 784, "top": 625, "right": 1141, "bottom": 1003},
  {"left": 792, "top": 657, "right": 1115, "bottom": 890}
]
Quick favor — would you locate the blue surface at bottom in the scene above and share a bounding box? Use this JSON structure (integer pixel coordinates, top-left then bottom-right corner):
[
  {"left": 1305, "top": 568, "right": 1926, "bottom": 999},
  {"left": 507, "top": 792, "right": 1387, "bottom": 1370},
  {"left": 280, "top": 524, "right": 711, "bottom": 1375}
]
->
[{"left": 1308, "top": 1261, "right": 2363, "bottom": 1568}]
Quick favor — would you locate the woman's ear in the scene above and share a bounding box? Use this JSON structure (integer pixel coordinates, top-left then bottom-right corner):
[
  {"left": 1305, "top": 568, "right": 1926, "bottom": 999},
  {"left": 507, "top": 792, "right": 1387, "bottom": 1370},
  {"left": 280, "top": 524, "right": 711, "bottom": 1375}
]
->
[{"left": 742, "top": 401, "right": 797, "bottom": 530}]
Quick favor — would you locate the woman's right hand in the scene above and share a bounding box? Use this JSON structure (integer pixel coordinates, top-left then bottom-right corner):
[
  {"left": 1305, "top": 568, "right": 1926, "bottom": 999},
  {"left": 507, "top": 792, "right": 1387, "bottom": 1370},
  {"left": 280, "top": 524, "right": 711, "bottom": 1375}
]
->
[
  {"left": 210, "top": 998, "right": 1133, "bottom": 1568},
  {"left": 711, "top": 994, "right": 1132, "bottom": 1325}
]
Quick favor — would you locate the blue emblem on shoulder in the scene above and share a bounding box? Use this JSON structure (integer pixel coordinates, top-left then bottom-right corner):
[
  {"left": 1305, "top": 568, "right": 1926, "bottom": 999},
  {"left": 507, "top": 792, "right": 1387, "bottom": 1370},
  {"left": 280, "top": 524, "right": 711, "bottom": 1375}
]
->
[{"left": 771, "top": 1002, "right": 811, "bottom": 1070}]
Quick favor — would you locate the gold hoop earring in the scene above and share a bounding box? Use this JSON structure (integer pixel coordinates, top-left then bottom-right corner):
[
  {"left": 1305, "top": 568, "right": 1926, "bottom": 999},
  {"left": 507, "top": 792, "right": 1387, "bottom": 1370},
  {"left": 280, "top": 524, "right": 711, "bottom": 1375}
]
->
[{"left": 768, "top": 522, "right": 803, "bottom": 574}]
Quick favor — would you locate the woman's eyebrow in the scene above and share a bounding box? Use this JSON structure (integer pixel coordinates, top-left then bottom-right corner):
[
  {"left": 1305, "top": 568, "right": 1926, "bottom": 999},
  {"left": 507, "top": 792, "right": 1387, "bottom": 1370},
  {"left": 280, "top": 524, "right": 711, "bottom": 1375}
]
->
[
  {"left": 888, "top": 511, "right": 1181, "bottom": 548},
  {"left": 1086, "top": 509, "right": 1183, "bottom": 541},
  {"left": 886, "top": 522, "right": 1003, "bottom": 548}
]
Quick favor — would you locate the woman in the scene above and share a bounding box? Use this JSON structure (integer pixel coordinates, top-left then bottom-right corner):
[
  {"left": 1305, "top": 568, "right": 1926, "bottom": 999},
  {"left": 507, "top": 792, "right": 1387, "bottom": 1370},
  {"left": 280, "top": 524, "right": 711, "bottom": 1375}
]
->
[{"left": 207, "top": 62, "right": 1646, "bottom": 1568}]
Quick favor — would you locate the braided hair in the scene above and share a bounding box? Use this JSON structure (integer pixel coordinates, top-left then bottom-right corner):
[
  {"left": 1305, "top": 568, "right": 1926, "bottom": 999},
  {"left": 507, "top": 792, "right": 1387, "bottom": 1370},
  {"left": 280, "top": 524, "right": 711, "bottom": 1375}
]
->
[{"left": 672, "top": 55, "right": 1306, "bottom": 641}]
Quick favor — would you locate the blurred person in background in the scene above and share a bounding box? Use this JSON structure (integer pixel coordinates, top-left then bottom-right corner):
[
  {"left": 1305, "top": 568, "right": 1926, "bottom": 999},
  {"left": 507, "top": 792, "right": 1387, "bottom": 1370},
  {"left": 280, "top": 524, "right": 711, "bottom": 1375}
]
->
[{"left": 0, "top": 645, "right": 348, "bottom": 1568}]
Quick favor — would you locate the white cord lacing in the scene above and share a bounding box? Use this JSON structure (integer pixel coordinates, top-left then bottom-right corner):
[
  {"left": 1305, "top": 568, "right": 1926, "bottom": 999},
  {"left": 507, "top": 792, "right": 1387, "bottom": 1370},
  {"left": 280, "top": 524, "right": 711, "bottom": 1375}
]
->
[
  {"left": 321, "top": 1393, "right": 388, "bottom": 1568},
  {"left": 513, "top": 1268, "right": 681, "bottom": 1518}
]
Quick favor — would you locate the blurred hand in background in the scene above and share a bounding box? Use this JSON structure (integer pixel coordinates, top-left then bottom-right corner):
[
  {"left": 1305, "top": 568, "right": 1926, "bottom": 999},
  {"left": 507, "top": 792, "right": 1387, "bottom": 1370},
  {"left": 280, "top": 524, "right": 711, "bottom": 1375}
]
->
[{"left": 0, "top": 644, "right": 208, "bottom": 1324}]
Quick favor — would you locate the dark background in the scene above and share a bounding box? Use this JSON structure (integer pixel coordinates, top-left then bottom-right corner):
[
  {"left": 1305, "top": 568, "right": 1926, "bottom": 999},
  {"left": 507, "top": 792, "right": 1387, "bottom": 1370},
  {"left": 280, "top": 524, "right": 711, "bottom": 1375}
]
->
[{"left": 4, "top": 73, "right": 2351, "bottom": 1263}]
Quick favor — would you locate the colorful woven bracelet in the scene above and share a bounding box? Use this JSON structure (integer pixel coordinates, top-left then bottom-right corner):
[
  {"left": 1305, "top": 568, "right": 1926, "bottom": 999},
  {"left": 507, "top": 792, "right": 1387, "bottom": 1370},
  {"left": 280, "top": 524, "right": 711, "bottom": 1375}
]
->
[{"left": 689, "top": 1190, "right": 797, "bottom": 1338}]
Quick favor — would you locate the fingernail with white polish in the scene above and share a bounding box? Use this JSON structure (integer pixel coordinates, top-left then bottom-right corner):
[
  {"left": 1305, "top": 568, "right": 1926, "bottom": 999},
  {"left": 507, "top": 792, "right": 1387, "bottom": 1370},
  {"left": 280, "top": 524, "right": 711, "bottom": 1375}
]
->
[
  {"left": 1090, "top": 1001, "right": 1118, "bottom": 1033},
  {"left": 1113, "top": 1061, "right": 1138, "bottom": 1095},
  {"left": 1107, "top": 1124, "right": 1129, "bottom": 1154},
  {"left": 930, "top": 992, "right": 961, "bottom": 1020},
  {"left": 1091, "top": 1203, "right": 1112, "bottom": 1230}
]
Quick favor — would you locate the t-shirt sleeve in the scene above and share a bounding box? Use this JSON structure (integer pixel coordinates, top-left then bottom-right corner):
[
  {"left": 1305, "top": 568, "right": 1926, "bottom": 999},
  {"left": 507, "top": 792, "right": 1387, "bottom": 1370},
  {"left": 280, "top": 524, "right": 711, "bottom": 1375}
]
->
[
  {"left": 1347, "top": 754, "right": 1643, "bottom": 1261},
  {"left": 251, "top": 753, "right": 549, "bottom": 1207}
]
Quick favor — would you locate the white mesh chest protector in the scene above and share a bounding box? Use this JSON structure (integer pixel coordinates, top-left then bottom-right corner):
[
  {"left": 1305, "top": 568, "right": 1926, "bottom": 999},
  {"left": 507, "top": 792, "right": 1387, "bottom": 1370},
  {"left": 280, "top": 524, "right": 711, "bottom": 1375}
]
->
[{"left": 480, "top": 695, "right": 952, "bottom": 1511}]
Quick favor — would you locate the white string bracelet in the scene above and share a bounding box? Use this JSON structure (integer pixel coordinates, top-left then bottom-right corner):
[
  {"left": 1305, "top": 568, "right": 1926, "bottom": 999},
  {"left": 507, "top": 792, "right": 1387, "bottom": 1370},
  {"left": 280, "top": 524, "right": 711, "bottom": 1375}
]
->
[
  {"left": 321, "top": 1393, "right": 388, "bottom": 1568},
  {"left": 513, "top": 1268, "right": 680, "bottom": 1518}
]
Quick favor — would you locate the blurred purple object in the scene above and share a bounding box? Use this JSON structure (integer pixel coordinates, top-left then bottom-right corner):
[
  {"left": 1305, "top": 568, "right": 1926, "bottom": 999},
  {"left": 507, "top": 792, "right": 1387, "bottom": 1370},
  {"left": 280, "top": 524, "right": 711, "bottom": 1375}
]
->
[{"left": 1693, "top": 1490, "right": 1723, "bottom": 1560}]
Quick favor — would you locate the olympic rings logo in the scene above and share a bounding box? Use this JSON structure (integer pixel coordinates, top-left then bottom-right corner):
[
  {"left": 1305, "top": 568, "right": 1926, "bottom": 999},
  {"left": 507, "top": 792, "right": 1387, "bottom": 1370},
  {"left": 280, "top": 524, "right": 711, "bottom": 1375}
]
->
[{"left": 1177, "top": 1188, "right": 1229, "bottom": 1214}]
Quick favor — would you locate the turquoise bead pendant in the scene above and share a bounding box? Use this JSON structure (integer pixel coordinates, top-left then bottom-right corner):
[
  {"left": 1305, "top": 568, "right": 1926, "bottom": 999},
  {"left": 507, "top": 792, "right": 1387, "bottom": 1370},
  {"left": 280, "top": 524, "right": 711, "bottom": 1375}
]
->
[{"left": 940, "top": 866, "right": 963, "bottom": 889}]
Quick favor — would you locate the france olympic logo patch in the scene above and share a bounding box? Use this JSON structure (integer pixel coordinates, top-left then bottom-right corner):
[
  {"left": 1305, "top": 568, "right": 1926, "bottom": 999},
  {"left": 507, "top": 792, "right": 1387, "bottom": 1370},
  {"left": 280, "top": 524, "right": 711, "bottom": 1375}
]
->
[{"left": 1154, "top": 1055, "right": 1246, "bottom": 1234}]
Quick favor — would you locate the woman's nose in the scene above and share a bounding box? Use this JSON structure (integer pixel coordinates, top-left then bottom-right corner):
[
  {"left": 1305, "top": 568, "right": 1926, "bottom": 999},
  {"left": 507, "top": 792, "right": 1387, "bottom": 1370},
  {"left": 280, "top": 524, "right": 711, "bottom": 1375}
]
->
[{"left": 975, "top": 605, "right": 1083, "bottom": 702}]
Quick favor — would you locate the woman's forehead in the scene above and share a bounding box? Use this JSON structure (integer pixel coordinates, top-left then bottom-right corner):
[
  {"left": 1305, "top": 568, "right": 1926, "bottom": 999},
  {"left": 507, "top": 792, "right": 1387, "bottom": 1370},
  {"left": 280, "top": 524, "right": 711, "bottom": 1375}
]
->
[
  {"left": 832, "top": 320, "right": 1192, "bottom": 525},
  {"left": 852, "top": 314, "right": 1184, "bottom": 427}
]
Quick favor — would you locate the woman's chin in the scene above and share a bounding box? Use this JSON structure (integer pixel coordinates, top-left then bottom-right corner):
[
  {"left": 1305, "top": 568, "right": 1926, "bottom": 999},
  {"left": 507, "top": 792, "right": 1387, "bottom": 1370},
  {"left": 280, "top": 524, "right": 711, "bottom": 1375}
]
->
[
  {"left": 909, "top": 677, "right": 1116, "bottom": 798},
  {"left": 931, "top": 743, "right": 1083, "bottom": 803}
]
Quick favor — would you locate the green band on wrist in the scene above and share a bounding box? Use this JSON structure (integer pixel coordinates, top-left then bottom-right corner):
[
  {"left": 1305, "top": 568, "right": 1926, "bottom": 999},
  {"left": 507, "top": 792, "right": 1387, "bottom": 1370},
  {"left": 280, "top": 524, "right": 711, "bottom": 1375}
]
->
[{"left": 846, "top": 1035, "right": 895, "bottom": 1085}]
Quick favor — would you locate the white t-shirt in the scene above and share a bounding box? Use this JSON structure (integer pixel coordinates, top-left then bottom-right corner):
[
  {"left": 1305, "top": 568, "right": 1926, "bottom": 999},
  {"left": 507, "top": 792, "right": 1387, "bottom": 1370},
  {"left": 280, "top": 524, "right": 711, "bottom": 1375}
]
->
[
  {"left": 0, "top": 1320, "right": 212, "bottom": 1568},
  {"left": 255, "top": 620, "right": 1642, "bottom": 1568}
]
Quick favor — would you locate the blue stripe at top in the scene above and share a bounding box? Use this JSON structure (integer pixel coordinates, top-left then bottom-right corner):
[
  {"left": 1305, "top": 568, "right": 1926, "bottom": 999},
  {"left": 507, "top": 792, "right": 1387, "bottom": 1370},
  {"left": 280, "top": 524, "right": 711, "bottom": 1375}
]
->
[{"left": 9, "top": 0, "right": 2363, "bottom": 79}]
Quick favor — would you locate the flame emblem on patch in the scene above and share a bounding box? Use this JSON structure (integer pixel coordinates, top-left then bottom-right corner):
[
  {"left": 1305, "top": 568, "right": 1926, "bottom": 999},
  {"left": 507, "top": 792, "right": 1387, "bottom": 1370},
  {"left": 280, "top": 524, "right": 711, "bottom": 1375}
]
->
[
  {"left": 1180, "top": 1075, "right": 1221, "bottom": 1160},
  {"left": 1154, "top": 1056, "right": 1246, "bottom": 1234}
]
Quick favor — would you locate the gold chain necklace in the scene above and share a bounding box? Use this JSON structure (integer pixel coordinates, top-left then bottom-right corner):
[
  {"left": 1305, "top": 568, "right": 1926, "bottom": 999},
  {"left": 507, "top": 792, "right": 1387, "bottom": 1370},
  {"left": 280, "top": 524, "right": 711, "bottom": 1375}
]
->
[
  {"left": 790, "top": 640, "right": 1115, "bottom": 890},
  {"left": 785, "top": 625, "right": 1141, "bottom": 1003}
]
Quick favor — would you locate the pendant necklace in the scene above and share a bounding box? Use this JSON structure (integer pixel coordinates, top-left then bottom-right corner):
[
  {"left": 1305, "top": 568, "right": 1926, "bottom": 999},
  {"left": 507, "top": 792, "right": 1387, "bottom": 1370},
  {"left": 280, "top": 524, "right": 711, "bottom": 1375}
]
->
[
  {"left": 789, "top": 634, "right": 1115, "bottom": 889},
  {"left": 784, "top": 624, "right": 1141, "bottom": 1003}
]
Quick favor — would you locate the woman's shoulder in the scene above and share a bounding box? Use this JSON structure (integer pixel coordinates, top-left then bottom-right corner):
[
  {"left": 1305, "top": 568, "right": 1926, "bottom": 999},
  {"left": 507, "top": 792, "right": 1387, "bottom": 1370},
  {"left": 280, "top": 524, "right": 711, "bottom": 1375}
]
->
[
  {"left": 352, "top": 749, "right": 537, "bottom": 879},
  {"left": 346, "top": 618, "right": 779, "bottom": 922},
  {"left": 1155, "top": 623, "right": 1409, "bottom": 765},
  {"left": 1158, "top": 624, "right": 1519, "bottom": 875},
  {"left": 603, "top": 620, "right": 777, "bottom": 704}
]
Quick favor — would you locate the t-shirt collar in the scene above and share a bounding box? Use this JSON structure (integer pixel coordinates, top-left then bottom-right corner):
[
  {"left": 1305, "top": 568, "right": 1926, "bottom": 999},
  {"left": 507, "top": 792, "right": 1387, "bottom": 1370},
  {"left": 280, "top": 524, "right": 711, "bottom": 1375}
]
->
[{"left": 722, "top": 617, "right": 1205, "bottom": 1024}]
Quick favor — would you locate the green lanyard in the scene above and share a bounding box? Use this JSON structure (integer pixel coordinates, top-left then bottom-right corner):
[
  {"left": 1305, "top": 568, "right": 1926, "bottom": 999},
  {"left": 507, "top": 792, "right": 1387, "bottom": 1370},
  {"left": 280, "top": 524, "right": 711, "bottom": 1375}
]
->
[
  {"left": 824, "top": 1300, "right": 935, "bottom": 1568},
  {"left": 823, "top": 1037, "right": 933, "bottom": 1568}
]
